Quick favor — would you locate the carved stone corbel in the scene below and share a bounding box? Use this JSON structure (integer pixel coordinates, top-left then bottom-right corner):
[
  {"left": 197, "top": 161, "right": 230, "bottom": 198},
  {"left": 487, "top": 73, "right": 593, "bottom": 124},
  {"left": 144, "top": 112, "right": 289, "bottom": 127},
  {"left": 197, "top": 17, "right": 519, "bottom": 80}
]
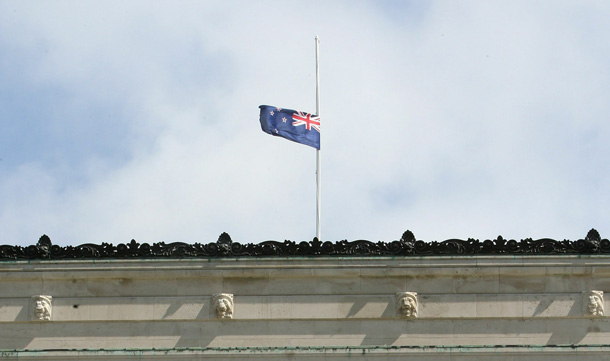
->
[
  {"left": 396, "top": 292, "right": 418, "bottom": 318},
  {"left": 31, "top": 295, "right": 52, "bottom": 321},
  {"left": 584, "top": 290, "right": 604, "bottom": 317},
  {"left": 212, "top": 293, "right": 234, "bottom": 319}
]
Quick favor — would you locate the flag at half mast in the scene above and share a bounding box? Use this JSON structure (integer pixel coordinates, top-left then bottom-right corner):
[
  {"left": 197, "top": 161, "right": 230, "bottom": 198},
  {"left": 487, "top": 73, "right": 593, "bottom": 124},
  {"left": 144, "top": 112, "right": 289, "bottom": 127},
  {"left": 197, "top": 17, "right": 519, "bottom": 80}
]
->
[{"left": 259, "top": 105, "right": 320, "bottom": 149}]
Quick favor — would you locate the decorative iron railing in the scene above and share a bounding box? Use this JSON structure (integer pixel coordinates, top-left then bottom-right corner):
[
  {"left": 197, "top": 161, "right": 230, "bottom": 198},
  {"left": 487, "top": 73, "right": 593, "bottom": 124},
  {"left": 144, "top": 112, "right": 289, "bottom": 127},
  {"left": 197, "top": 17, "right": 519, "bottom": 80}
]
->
[{"left": 0, "top": 229, "right": 608, "bottom": 260}]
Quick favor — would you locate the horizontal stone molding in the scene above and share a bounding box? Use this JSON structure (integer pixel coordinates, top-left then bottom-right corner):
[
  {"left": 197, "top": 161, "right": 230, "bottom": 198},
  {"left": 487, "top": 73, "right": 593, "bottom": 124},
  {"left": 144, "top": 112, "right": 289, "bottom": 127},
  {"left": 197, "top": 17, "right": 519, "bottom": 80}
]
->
[
  {"left": 2, "top": 318, "right": 610, "bottom": 350},
  {"left": 0, "top": 293, "right": 606, "bottom": 322},
  {"left": 2, "top": 344, "right": 610, "bottom": 360}
]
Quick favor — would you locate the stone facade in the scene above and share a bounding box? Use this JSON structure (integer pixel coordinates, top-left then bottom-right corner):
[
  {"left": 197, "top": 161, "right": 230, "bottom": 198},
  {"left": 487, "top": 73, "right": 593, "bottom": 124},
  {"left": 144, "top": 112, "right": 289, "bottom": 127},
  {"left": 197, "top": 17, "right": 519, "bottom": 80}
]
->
[{"left": 1, "top": 253, "right": 609, "bottom": 360}]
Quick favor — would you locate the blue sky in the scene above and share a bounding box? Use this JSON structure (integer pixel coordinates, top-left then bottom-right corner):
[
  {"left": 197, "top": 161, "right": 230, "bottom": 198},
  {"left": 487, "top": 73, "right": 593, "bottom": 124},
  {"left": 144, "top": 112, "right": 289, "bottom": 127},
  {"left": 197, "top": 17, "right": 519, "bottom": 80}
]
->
[{"left": 1, "top": 1, "right": 609, "bottom": 246}]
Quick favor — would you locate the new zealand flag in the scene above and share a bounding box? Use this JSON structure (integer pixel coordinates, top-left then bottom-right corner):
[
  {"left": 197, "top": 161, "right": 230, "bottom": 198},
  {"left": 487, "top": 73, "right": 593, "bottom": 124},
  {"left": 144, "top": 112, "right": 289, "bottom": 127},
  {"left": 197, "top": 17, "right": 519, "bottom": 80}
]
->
[{"left": 259, "top": 105, "right": 320, "bottom": 149}]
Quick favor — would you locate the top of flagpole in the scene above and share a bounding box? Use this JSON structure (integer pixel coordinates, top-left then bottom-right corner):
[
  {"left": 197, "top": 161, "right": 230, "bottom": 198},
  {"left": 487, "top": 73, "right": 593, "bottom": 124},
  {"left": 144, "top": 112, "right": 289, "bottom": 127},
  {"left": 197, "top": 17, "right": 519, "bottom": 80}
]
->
[
  {"left": 314, "top": 35, "right": 320, "bottom": 115},
  {"left": 315, "top": 36, "right": 321, "bottom": 241}
]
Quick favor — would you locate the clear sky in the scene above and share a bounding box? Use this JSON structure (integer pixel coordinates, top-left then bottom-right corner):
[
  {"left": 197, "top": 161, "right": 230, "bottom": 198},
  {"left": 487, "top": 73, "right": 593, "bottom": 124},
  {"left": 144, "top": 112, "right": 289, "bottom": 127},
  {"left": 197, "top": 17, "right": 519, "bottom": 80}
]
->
[{"left": 1, "top": 1, "right": 609, "bottom": 246}]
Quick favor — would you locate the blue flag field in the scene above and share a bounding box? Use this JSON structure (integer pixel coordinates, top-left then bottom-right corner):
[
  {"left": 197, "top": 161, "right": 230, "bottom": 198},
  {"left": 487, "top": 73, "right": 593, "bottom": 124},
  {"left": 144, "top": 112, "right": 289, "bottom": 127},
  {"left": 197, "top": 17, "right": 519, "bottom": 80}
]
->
[{"left": 259, "top": 105, "right": 320, "bottom": 149}]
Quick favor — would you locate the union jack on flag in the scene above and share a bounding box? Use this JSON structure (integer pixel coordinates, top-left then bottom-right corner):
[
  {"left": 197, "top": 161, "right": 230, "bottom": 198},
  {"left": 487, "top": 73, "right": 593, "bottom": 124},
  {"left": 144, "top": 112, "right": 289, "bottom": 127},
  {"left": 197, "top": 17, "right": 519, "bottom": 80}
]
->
[
  {"left": 292, "top": 110, "right": 320, "bottom": 132},
  {"left": 259, "top": 105, "right": 320, "bottom": 149}
]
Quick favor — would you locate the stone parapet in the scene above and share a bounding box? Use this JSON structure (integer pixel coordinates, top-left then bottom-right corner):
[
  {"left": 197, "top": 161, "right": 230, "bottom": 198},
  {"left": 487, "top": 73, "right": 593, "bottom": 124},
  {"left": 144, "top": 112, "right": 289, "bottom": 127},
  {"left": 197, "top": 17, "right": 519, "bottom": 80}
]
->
[{"left": 1, "top": 255, "right": 609, "bottom": 359}]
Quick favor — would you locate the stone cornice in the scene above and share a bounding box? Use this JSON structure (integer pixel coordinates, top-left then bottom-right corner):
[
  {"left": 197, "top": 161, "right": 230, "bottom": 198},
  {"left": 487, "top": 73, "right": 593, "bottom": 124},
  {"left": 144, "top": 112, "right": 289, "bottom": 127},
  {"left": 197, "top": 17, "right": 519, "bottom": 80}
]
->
[{"left": 0, "top": 229, "right": 608, "bottom": 260}]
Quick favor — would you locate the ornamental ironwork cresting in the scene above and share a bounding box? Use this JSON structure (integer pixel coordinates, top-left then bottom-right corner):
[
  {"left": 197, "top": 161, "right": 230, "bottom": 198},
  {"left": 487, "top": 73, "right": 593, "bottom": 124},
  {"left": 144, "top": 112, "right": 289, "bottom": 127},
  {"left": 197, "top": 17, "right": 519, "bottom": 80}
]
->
[{"left": 0, "top": 229, "right": 607, "bottom": 260}]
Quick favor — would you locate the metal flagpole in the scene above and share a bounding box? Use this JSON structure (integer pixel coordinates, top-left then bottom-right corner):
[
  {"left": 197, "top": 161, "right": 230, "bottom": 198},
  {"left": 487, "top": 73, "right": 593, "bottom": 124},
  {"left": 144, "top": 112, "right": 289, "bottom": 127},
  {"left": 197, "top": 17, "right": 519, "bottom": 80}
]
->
[{"left": 315, "top": 36, "right": 321, "bottom": 241}]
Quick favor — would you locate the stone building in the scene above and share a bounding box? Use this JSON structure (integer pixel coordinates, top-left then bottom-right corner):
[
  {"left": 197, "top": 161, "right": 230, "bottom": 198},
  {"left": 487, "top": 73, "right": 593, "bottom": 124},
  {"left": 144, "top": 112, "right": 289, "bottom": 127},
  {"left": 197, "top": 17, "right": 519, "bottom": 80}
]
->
[{"left": 1, "top": 230, "right": 610, "bottom": 360}]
